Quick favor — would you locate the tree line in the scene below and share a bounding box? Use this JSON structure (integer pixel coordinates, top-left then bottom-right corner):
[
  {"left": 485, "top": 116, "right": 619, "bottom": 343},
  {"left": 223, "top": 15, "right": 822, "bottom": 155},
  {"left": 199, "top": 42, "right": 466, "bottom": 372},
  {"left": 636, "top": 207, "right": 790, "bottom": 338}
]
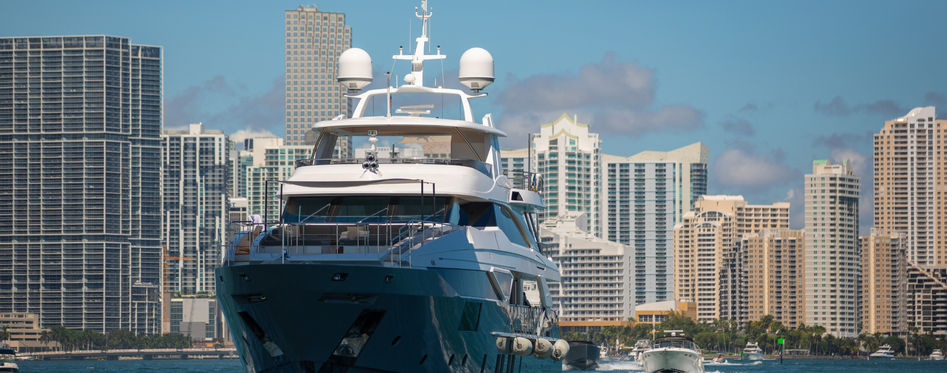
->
[
  {"left": 563, "top": 313, "right": 947, "bottom": 357},
  {"left": 39, "top": 326, "right": 192, "bottom": 351}
]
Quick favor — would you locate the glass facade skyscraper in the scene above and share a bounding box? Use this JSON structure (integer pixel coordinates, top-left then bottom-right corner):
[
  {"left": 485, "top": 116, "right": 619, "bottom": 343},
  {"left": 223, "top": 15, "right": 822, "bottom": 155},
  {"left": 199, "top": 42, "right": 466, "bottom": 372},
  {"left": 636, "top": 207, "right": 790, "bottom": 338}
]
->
[{"left": 0, "top": 36, "right": 162, "bottom": 333}]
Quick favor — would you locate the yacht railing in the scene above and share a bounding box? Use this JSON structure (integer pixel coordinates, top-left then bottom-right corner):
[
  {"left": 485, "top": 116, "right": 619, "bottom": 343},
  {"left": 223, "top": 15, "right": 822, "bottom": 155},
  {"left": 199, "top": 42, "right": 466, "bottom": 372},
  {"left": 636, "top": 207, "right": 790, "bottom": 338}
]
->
[
  {"left": 302, "top": 157, "right": 492, "bottom": 176},
  {"left": 223, "top": 213, "right": 458, "bottom": 266},
  {"left": 505, "top": 170, "right": 543, "bottom": 193},
  {"left": 505, "top": 304, "right": 557, "bottom": 336}
]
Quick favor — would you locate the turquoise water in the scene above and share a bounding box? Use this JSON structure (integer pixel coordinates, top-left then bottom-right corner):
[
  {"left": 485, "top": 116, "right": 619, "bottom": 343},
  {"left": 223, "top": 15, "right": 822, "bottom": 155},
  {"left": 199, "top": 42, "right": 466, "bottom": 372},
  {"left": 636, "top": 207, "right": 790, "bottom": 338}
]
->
[
  {"left": 595, "top": 358, "right": 947, "bottom": 373},
  {"left": 15, "top": 358, "right": 947, "bottom": 372}
]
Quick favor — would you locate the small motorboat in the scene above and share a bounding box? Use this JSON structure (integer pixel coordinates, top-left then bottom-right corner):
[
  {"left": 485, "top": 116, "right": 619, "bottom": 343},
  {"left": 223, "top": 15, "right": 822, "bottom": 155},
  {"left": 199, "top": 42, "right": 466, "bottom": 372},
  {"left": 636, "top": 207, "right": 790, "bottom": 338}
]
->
[
  {"left": 564, "top": 341, "right": 601, "bottom": 370},
  {"left": 639, "top": 330, "right": 704, "bottom": 373},
  {"left": 930, "top": 349, "right": 943, "bottom": 361}
]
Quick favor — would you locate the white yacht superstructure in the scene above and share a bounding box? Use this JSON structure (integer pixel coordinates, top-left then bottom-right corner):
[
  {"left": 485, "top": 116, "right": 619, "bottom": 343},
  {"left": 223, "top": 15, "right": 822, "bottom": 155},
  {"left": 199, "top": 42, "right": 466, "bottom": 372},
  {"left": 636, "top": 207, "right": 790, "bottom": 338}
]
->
[
  {"left": 869, "top": 344, "right": 895, "bottom": 360},
  {"left": 742, "top": 341, "right": 763, "bottom": 360},
  {"left": 931, "top": 349, "right": 943, "bottom": 361},
  {"left": 217, "top": 2, "right": 566, "bottom": 372}
]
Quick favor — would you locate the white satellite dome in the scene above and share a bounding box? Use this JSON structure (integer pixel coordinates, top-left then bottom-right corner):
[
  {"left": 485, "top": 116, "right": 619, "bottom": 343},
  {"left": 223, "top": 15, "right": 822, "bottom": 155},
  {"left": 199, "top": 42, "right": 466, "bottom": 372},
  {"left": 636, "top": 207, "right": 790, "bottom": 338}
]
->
[
  {"left": 458, "top": 47, "right": 494, "bottom": 91},
  {"left": 337, "top": 48, "right": 373, "bottom": 90}
]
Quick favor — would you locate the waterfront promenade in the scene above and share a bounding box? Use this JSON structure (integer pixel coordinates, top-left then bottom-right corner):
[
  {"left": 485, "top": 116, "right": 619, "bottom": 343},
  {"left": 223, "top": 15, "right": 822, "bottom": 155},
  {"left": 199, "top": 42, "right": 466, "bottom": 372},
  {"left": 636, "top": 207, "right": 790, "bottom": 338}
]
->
[{"left": 24, "top": 347, "right": 238, "bottom": 360}]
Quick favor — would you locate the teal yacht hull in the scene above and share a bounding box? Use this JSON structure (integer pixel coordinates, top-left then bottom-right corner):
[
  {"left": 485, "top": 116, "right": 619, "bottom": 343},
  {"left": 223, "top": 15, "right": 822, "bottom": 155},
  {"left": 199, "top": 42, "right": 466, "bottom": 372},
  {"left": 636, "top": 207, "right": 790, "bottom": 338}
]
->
[{"left": 217, "top": 263, "right": 562, "bottom": 373}]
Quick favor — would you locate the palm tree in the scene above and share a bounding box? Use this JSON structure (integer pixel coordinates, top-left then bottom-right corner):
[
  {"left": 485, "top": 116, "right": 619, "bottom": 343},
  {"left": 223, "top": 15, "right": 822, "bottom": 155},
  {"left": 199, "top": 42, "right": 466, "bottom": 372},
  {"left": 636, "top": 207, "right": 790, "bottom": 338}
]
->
[{"left": 0, "top": 326, "right": 10, "bottom": 342}]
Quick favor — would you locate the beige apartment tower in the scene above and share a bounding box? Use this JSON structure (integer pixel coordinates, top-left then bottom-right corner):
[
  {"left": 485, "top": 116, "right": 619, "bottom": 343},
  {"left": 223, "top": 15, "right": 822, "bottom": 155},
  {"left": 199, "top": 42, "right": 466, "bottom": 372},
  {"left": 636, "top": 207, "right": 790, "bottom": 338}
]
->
[
  {"left": 860, "top": 229, "right": 906, "bottom": 335},
  {"left": 804, "top": 159, "right": 860, "bottom": 338},
  {"left": 284, "top": 6, "right": 352, "bottom": 146},
  {"left": 531, "top": 114, "right": 603, "bottom": 235},
  {"left": 673, "top": 195, "right": 789, "bottom": 322},
  {"left": 741, "top": 229, "right": 806, "bottom": 328},
  {"left": 874, "top": 106, "right": 947, "bottom": 267}
]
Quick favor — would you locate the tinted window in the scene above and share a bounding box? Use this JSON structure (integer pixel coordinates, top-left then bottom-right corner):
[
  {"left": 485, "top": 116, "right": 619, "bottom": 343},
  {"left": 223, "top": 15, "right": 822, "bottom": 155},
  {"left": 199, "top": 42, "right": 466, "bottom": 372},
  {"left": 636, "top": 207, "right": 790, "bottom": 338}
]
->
[{"left": 496, "top": 205, "right": 530, "bottom": 248}]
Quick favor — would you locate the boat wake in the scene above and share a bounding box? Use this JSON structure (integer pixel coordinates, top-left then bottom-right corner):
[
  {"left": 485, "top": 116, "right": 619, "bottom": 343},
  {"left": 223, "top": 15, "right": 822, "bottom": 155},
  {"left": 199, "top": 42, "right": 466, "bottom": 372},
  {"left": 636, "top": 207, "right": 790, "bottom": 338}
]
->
[
  {"left": 595, "top": 359, "right": 644, "bottom": 371},
  {"left": 705, "top": 360, "right": 763, "bottom": 366}
]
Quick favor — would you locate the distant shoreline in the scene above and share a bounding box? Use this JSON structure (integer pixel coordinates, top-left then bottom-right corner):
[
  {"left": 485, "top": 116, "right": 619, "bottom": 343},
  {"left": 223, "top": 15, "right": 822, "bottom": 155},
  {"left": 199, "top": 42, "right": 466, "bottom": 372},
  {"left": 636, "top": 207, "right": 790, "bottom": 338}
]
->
[{"left": 700, "top": 354, "right": 931, "bottom": 361}]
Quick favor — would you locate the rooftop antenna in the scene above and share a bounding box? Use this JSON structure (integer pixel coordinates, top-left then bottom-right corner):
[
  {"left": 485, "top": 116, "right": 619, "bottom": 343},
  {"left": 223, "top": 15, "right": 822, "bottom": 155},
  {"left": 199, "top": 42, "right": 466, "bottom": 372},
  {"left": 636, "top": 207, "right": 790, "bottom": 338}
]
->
[{"left": 394, "top": 0, "right": 445, "bottom": 88}]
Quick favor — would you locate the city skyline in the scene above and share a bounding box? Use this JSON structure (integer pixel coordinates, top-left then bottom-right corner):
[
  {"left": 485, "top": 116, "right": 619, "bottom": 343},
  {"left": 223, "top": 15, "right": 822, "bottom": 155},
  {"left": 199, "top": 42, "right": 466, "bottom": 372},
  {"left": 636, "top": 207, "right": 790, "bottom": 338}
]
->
[
  {"left": 2, "top": 1, "right": 946, "bottom": 348},
  {"left": 4, "top": 1, "right": 947, "bottom": 234}
]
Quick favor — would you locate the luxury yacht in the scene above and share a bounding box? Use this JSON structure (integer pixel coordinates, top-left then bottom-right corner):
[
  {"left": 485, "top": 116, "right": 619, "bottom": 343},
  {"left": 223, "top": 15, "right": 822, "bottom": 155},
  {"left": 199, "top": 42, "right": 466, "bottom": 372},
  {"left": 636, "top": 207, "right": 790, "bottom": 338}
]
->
[
  {"left": 0, "top": 348, "right": 18, "bottom": 373},
  {"left": 930, "top": 349, "right": 944, "bottom": 361},
  {"left": 216, "top": 1, "right": 567, "bottom": 372},
  {"left": 639, "top": 331, "right": 704, "bottom": 373},
  {"left": 742, "top": 341, "right": 763, "bottom": 361},
  {"left": 869, "top": 344, "right": 895, "bottom": 360}
]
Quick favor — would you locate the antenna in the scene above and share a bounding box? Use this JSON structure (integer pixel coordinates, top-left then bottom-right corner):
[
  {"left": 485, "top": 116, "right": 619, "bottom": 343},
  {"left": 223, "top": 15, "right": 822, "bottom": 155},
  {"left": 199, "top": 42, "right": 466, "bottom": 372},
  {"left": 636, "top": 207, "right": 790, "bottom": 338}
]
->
[{"left": 393, "top": 0, "right": 445, "bottom": 88}]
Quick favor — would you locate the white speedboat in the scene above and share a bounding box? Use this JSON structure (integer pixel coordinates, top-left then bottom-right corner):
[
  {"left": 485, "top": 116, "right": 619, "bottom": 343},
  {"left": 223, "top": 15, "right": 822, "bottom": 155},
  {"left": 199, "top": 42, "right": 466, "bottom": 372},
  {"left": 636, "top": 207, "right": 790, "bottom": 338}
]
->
[
  {"left": 0, "top": 348, "right": 18, "bottom": 373},
  {"left": 930, "top": 349, "right": 943, "bottom": 360},
  {"left": 869, "top": 344, "right": 895, "bottom": 360},
  {"left": 216, "top": 1, "right": 567, "bottom": 372},
  {"left": 639, "top": 331, "right": 704, "bottom": 373},
  {"left": 742, "top": 341, "right": 763, "bottom": 360}
]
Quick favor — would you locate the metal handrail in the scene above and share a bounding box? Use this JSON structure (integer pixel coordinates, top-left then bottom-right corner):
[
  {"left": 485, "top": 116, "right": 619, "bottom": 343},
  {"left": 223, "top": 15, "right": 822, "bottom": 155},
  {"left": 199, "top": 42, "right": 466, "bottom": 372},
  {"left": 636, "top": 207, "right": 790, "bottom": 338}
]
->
[
  {"left": 357, "top": 207, "right": 389, "bottom": 224},
  {"left": 298, "top": 203, "right": 332, "bottom": 224}
]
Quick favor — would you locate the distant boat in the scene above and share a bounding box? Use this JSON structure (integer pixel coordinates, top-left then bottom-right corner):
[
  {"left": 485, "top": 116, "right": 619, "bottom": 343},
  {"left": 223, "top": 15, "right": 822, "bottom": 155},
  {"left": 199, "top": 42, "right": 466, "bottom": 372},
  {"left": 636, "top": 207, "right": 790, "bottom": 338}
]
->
[
  {"left": 930, "top": 349, "right": 943, "bottom": 361},
  {"left": 639, "top": 331, "right": 704, "bottom": 373},
  {"left": 630, "top": 339, "right": 651, "bottom": 362},
  {"left": 564, "top": 341, "right": 600, "bottom": 370},
  {"left": 742, "top": 341, "right": 763, "bottom": 361},
  {"left": 0, "top": 347, "right": 19, "bottom": 373},
  {"left": 869, "top": 344, "right": 895, "bottom": 360}
]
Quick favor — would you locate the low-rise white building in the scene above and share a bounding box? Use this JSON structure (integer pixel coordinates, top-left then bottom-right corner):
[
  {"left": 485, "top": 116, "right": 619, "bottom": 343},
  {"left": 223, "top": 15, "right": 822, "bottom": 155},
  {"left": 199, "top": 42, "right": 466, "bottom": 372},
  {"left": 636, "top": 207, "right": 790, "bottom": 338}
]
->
[{"left": 541, "top": 213, "right": 634, "bottom": 322}]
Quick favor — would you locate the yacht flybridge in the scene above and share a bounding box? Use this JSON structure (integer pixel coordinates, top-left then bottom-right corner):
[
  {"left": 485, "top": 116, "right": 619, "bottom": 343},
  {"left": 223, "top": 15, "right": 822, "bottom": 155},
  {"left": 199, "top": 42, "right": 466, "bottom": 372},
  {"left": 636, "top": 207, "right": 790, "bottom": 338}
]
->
[{"left": 216, "top": 1, "right": 566, "bottom": 372}]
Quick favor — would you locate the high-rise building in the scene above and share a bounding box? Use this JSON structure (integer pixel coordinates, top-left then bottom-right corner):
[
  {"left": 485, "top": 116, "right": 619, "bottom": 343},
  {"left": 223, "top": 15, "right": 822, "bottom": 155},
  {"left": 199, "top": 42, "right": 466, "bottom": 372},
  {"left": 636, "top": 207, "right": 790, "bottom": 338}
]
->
[
  {"left": 673, "top": 195, "right": 789, "bottom": 322},
  {"left": 905, "top": 264, "right": 947, "bottom": 336},
  {"left": 603, "top": 142, "right": 708, "bottom": 304},
  {"left": 0, "top": 36, "right": 162, "bottom": 333},
  {"left": 161, "top": 123, "right": 230, "bottom": 296},
  {"left": 229, "top": 140, "right": 252, "bottom": 199},
  {"left": 530, "top": 114, "right": 602, "bottom": 235},
  {"left": 541, "top": 213, "right": 634, "bottom": 323},
  {"left": 740, "top": 229, "right": 806, "bottom": 328},
  {"left": 500, "top": 148, "right": 530, "bottom": 189},
  {"left": 804, "top": 159, "right": 860, "bottom": 338},
  {"left": 860, "top": 229, "right": 906, "bottom": 335},
  {"left": 284, "top": 5, "right": 352, "bottom": 147},
  {"left": 244, "top": 138, "right": 310, "bottom": 219},
  {"left": 874, "top": 107, "right": 947, "bottom": 267}
]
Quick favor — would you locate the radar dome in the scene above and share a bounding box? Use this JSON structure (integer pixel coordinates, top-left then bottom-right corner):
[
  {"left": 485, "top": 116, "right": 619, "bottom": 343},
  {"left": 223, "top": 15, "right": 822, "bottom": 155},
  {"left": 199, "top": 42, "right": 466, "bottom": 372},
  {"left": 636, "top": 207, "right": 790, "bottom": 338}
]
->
[
  {"left": 459, "top": 47, "right": 494, "bottom": 91},
  {"left": 337, "top": 48, "right": 372, "bottom": 90}
]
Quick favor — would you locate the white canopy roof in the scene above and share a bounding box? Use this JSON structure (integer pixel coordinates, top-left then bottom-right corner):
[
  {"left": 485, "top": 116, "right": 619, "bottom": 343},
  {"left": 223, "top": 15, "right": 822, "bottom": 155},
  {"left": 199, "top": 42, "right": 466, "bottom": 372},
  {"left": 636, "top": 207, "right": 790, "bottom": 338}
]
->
[{"left": 312, "top": 116, "right": 507, "bottom": 137}]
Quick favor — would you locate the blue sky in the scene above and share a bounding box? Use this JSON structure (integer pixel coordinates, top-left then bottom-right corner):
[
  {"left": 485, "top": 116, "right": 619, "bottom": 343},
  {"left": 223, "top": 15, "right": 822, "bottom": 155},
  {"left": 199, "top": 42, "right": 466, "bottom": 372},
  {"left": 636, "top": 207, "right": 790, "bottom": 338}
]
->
[{"left": 3, "top": 0, "right": 946, "bottom": 231}]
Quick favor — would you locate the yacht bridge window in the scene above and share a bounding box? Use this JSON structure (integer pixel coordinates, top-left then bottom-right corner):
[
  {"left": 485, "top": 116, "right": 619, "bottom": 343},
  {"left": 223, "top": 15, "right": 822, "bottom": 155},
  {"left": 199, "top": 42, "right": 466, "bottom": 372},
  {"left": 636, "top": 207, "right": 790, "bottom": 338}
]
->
[{"left": 312, "top": 126, "right": 493, "bottom": 176}]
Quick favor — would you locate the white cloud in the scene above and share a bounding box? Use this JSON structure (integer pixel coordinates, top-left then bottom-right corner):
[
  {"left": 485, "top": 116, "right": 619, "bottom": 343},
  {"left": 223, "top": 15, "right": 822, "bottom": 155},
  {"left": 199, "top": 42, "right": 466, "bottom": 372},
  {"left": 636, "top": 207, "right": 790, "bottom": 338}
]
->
[
  {"left": 493, "top": 52, "right": 702, "bottom": 145},
  {"left": 712, "top": 147, "right": 800, "bottom": 191}
]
